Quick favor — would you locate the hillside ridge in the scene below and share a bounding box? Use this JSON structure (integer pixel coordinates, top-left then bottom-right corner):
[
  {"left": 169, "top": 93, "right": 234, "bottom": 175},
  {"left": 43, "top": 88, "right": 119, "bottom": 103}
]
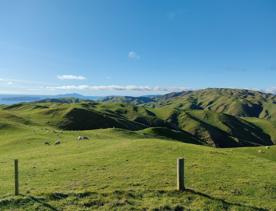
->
[{"left": 1, "top": 88, "right": 275, "bottom": 148}]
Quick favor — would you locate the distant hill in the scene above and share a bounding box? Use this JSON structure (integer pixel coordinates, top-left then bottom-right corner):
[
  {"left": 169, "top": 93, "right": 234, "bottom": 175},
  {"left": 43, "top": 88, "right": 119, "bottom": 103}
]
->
[
  {"left": 37, "top": 97, "right": 90, "bottom": 104},
  {"left": 101, "top": 96, "right": 155, "bottom": 104},
  {"left": 148, "top": 88, "right": 276, "bottom": 121},
  {"left": 0, "top": 93, "right": 103, "bottom": 105},
  {"left": 1, "top": 88, "right": 276, "bottom": 148}
]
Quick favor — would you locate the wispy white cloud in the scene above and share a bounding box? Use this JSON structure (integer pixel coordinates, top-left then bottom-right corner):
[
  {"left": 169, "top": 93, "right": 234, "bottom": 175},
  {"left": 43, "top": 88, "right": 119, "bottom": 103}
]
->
[
  {"left": 57, "top": 75, "right": 86, "bottom": 80},
  {"left": 128, "top": 51, "right": 140, "bottom": 60},
  {"left": 45, "top": 85, "right": 186, "bottom": 92},
  {"left": 0, "top": 76, "right": 275, "bottom": 95},
  {"left": 243, "top": 87, "right": 276, "bottom": 94},
  {"left": 264, "top": 87, "right": 276, "bottom": 94},
  {"left": 0, "top": 78, "right": 15, "bottom": 85},
  {"left": 0, "top": 77, "right": 187, "bottom": 93}
]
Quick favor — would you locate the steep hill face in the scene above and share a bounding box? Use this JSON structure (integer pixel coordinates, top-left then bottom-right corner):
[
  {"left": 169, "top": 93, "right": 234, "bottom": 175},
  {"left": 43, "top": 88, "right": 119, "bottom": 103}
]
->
[
  {"left": 97, "top": 103, "right": 167, "bottom": 128},
  {"left": 57, "top": 107, "right": 145, "bottom": 130},
  {"left": 164, "top": 110, "right": 273, "bottom": 147},
  {"left": 150, "top": 88, "right": 276, "bottom": 122},
  {"left": 101, "top": 96, "right": 154, "bottom": 105}
]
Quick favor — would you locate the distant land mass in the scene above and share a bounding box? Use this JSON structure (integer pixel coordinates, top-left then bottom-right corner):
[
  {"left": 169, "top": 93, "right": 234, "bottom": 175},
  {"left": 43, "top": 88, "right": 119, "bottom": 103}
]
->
[
  {"left": 1, "top": 88, "right": 275, "bottom": 148},
  {"left": 0, "top": 93, "right": 104, "bottom": 105},
  {"left": 0, "top": 93, "right": 163, "bottom": 105}
]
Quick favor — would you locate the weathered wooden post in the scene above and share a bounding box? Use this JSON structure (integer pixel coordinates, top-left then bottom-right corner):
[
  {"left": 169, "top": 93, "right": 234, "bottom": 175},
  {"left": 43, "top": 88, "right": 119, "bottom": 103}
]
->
[
  {"left": 177, "top": 158, "right": 185, "bottom": 191},
  {"left": 14, "top": 159, "right": 19, "bottom": 195}
]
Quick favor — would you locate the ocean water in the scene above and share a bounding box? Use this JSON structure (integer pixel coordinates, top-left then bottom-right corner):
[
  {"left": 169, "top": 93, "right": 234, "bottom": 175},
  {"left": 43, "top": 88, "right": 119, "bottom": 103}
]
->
[
  {"left": 0, "top": 94, "right": 103, "bottom": 105},
  {"left": 0, "top": 95, "right": 46, "bottom": 105},
  {"left": 0, "top": 99, "right": 39, "bottom": 105}
]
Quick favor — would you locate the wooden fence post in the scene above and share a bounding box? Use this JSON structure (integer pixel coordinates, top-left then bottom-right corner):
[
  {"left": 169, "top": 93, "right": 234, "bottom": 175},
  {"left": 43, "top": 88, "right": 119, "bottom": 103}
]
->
[
  {"left": 14, "top": 159, "right": 19, "bottom": 195},
  {"left": 177, "top": 158, "right": 185, "bottom": 191}
]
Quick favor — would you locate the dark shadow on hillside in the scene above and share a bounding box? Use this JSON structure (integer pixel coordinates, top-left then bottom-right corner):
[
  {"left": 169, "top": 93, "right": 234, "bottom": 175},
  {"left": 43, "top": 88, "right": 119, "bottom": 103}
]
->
[
  {"left": 58, "top": 107, "right": 144, "bottom": 131},
  {"left": 185, "top": 112, "right": 273, "bottom": 147},
  {"left": 140, "top": 127, "right": 204, "bottom": 145},
  {"left": 184, "top": 112, "right": 243, "bottom": 147}
]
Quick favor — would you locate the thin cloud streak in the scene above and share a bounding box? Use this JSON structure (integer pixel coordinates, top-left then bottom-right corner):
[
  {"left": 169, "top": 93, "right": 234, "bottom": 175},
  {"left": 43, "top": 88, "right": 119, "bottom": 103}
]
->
[
  {"left": 45, "top": 85, "right": 186, "bottom": 92},
  {"left": 57, "top": 75, "right": 86, "bottom": 80},
  {"left": 0, "top": 77, "right": 275, "bottom": 95},
  {"left": 264, "top": 87, "right": 276, "bottom": 94}
]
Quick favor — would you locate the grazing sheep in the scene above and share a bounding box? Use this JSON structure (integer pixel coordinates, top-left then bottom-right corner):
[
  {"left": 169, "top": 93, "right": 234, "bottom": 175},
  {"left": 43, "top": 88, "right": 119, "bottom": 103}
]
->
[
  {"left": 258, "top": 149, "right": 264, "bottom": 153},
  {"left": 44, "top": 141, "right": 50, "bottom": 145},
  {"left": 77, "top": 136, "right": 89, "bottom": 141},
  {"left": 266, "top": 146, "right": 270, "bottom": 150},
  {"left": 55, "top": 140, "right": 61, "bottom": 145}
]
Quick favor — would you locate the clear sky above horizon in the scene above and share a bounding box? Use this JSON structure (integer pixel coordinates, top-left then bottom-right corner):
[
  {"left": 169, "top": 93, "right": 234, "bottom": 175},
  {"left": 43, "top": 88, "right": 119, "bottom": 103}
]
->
[{"left": 0, "top": 0, "right": 275, "bottom": 96}]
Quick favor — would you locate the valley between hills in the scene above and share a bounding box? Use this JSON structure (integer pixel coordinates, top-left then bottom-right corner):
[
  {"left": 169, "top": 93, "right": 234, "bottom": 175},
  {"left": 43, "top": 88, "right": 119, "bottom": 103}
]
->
[{"left": 0, "top": 88, "right": 276, "bottom": 210}]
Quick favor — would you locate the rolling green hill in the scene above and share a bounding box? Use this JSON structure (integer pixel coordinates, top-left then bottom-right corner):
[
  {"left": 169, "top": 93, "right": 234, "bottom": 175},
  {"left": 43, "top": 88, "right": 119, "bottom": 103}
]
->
[
  {"left": 57, "top": 107, "right": 144, "bottom": 130},
  {"left": 148, "top": 88, "right": 276, "bottom": 121},
  {"left": 0, "top": 128, "right": 276, "bottom": 210},
  {"left": 148, "top": 88, "right": 276, "bottom": 147},
  {"left": 101, "top": 96, "right": 154, "bottom": 104},
  {"left": 0, "top": 88, "right": 276, "bottom": 210},
  {"left": 163, "top": 109, "right": 273, "bottom": 147},
  {"left": 1, "top": 88, "right": 276, "bottom": 148},
  {"left": 2, "top": 102, "right": 164, "bottom": 131}
]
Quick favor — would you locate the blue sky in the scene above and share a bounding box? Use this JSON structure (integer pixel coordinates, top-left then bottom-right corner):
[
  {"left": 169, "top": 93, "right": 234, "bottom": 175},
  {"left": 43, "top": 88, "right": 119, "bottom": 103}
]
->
[{"left": 0, "top": 0, "right": 275, "bottom": 95}]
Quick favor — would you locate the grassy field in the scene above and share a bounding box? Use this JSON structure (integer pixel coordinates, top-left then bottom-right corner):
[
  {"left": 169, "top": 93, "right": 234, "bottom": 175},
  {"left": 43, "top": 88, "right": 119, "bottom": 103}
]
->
[
  {"left": 0, "top": 126, "right": 276, "bottom": 210},
  {"left": 0, "top": 91, "right": 275, "bottom": 210}
]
